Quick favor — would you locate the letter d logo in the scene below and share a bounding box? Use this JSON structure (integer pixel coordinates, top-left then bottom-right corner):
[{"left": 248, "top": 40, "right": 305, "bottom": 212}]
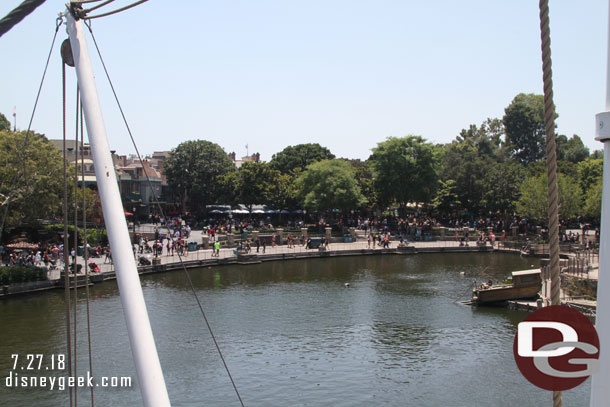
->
[
  {"left": 517, "top": 321, "right": 577, "bottom": 357},
  {"left": 513, "top": 305, "right": 600, "bottom": 392}
]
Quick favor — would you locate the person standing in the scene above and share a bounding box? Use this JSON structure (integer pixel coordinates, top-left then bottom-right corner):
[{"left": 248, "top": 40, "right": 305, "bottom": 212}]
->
[{"left": 214, "top": 240, "right": 221, "bottom": 257}]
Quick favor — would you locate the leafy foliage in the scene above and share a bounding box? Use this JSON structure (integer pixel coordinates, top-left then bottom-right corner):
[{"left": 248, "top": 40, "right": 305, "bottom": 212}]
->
[
  {"left": 481, "top": 161, "right": 525, "bottom": 214},
  {"left": 0, "top": 266, "right": 47, "bottom": 285},
  {"left": 369, "top": 135, "right": 438, "bottom": 211},
  {"left": 584, "top": 179, "right": 602, "bottom": 218},
  {"left": 503, "top": 93, "right": 547, "bottom": 165},
  {"left": 164, "top": 140, "right": 235, "bottom": 215},
  {"left": 515, "top": 173, "right": 582, "bottom": 223},
  {"left": 0, "top": 130, "right": 65, "bottom": 229},
  {"left": 0, "top": 113, "right": 10, "bottom": 131},
  {"left": 296, "top": 159, "right": 365, "bottom": 213},
  {"left": 270, "top": 143, "right": 335, "bottom": 174}
]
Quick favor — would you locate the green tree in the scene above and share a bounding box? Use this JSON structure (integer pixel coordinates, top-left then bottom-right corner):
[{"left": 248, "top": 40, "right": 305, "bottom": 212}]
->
[
  {"left": 164, "top": 140, "right": 235, "bottom": 215},
  {"left": 481, "top": 161, "right": 525, "bottom": 214},
  {"left": 369, "top": 135, "right": 438, "bottom": 213},
  {"left": 296, "top": 159, "right": 365, "bottom": 213},
  {"left": 270, "top": 143, "right": 335, "bottom": 174},
  {"left": 584, "top": 179, "right": 602, "bottom": 218},
  {"left": 577, "top": 158, "right": 603, "bottom": 197},
  {"left": 0, "top": 130, "right": 65, "bottom": 231},
  {"left": 515, "top": 173, "right": 582, "bottom": 223},
  {"left": 267, "top": 170, "right": 301, "bottom": 213},
  {"left": 344, "top": 159, "right": 379, "bottom": 211},
  {"left": 0, "top": 113, "right": 10, "bottom": 131},
  {"left": 432, "top": 179, "right": 461, "bottom": 214},
  {"left": 232, "top": 162, "right": 278, "bottom": 213},
  {"left": 503, "top": 93, "right": 547, "bottom": 165},
  {"left": 561, "top": 135, "right": 589, "bottom": 163}
]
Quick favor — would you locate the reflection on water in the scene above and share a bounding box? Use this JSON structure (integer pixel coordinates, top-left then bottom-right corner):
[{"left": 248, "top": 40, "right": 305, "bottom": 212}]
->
[{"left": 0, "top": 253, "right": 590, "bottom": 406}]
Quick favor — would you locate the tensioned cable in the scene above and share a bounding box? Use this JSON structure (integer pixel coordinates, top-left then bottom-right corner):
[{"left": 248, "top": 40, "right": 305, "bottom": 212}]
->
[
  {"left": 81, "top": 0, "right": 115, "bottom": 15},
  {"left": 83, "top": 21, "right": 246, "bottom": 407},
  {"left": 0, "top": 17, "right": 62, "bottom": 244},
  {"left": 80, "top": 96, "right": 96, "bottom": 407},
  {"left": 82, "top": 0, "right": 148, "bottom": 20},
  {"left": 538, "top": 1, "right": 561, "bottom": 406},
  {"left": 62, "top": 59, "right": 75, "bottom": 407},
  {"left": 73, "top": 85, "right": 80, "bottom": 407},
  {"left": 0, "top": 0, "right": 46, "bottom": 38}
]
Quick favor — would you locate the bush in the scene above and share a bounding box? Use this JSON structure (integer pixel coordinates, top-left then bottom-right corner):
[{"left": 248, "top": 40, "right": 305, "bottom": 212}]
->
[{"left": 0, "top": 266, "right": 47, "bottom": 285}]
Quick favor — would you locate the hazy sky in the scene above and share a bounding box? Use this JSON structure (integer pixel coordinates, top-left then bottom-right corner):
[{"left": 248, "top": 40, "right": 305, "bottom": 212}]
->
[{"left": 1, "top": 1, "right": 608, "bottom": 161}]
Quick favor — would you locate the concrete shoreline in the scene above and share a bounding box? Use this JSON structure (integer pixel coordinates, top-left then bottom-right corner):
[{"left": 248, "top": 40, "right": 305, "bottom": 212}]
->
[{"left": 1, "top": 241, "right": 506, "bottom": 297}]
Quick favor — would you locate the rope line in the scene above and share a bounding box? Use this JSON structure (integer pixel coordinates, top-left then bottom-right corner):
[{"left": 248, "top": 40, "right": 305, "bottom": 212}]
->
[
  {"left": 72, "top": 86, "right": 80, "bottom": 407},
  {"left": 538, "top": 1, "right": 562, "bottom": 406},
  {"left": 80, "top": 96, "right": 96, "bottom": 406},
  {"left": 0, "top": 0, "right": 46, "bottom": 38},
  {"left": 83, "top": 0, "right": 148, "bottom": 20},
  {"left": 84, "top": 22, "right": 245, "bottom": 406},
  {"left": 62, "top": 60, "right": 75, "bottom": 407}
]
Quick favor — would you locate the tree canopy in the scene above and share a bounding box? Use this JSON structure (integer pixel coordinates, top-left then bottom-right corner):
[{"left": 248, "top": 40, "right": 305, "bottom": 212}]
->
[
  {"left": 296, "top": 159, "right": 365, "bottom": 213},
  {"left": 369, "top": 135, "right": 438, "bottom": 212},
  {"left": 515, "top": 173, "right": 582, "bottom": 223},
  {"left": 503, "top": 93, "right": 547, "bottom": 165},
  {"left": 164, "top": 140, "right": 235, "bottom": 215},
  {"left": 0, "top": 130, "right": 65, "bottom": 230},
  {"left": 0, "top": 113, "right": 10, "bottom": 131},
  {"left": 270, "top": 143, "right": 335, "bottom": 174}
]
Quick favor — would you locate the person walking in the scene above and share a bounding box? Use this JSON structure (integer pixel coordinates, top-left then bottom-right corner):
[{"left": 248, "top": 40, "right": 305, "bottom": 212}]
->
[{"left": 214, "top": 240, "right": 221, "bottom": 257}]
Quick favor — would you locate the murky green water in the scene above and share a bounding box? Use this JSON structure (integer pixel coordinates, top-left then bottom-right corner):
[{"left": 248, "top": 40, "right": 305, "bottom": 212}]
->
[{"left": 0, "top": 253, "right": 590, "bottom": 406}]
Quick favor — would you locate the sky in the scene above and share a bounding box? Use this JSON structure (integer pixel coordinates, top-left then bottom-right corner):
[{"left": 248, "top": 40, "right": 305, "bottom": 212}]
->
[{"left": 1, "top": 0, "right": 608, "bottom": 162}]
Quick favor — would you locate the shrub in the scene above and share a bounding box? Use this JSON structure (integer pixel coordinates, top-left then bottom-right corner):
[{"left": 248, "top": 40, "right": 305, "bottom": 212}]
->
[{"left": 0, "top": 266, "right": 47, "bottom": 285}]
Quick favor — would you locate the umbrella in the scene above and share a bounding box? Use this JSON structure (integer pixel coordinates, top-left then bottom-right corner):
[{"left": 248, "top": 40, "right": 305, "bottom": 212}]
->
[
  {"left": 6, "top": 242, "right": 38, "bottom": 249},
  {"left": 124, "top": 211, "right": 134, "bottom": 216}
]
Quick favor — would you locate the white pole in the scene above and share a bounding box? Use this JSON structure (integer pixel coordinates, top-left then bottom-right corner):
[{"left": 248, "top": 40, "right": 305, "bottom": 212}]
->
[
  {"left": 65, "top": 12, "right": 171, "bottom": 407},
  {"left": 591, "top": 2, "right": 610, "bottom": 405}
]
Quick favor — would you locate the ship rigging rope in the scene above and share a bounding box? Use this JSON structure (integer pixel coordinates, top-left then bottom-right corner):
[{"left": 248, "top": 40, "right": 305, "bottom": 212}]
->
[
  {"left": 538, "top": 0, "right": 562, "bottom": 406},
  {"left": 79, "top": 0, "right": 148, "bottom": 20},
  {"left": 83, "top": 21, "right": 246, "bottom": 407},
  {"left": 0, "top": 0, "right": 46, "bottom": 38},
  {"left": 80, "top": 98, "right": 96, "bottom": 406},
  {"left": 62, "top": 59, "right": 75, "bottom": 407},
  {"left": 0, "top": 17, "right": 62, "bottom": 247},
  {"left": 72, "top": 85, "right": 80, "bottom": 407}
]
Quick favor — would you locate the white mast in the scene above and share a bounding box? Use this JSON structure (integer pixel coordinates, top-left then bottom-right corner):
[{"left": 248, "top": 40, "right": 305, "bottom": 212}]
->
[
  {"left": 591, "top": 1, "right": 610, "bottom": 405},
  {"left": 65, "top": 10, "right": 171, "bottom": 407}
]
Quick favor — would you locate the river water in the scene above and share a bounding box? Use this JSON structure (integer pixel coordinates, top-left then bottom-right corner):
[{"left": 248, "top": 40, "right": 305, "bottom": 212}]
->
[{"left": 0, "top": 253, "right": 590, "bottom": 406}]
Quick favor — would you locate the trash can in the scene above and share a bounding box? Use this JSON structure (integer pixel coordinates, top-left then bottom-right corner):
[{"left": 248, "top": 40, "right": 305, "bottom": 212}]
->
[
  {"left": 152, "top": 257, "right": 161, "bottom": 265},
  {"left": 188, "top": 242, "right": 198, "bottom": 252},
  {"left": 343, "top": 234, "right": 353, "bottom": 243},
  {"left": 77, "top": 245, "right": 84, "bottom": 256}
]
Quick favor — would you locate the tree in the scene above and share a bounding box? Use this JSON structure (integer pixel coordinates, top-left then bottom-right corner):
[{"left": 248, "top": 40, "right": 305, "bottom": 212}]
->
[
  {"left": 584, "top": 179, "right": 602, "bottom": 219},
  {"left": 267, "top": 170, "right": 300, "bottom": 213},
  {"left": 270, "top": 143, "right": 335, "bottom": 174},
  {"left": 432, "top": 179, "right": 461, "bottom": 214},
  {"left": 0, "top": 113, "right": 10, "bottom": 132},
  {"left": 515, "top": 173, "right": 582, "bottom": 223},
  {"left": 164, "top": 140, "right": 235, "bottom": 215},
  {"left": 296, "top": 159, "right": 366, "bottom": 214},
  {"left": 369, "top": 135, "right": 438, "bottom": 213},
  {"left": 231, "top": 162, "right": 278, "bottom": 213},
  {"left": 344, "top": 159, "right": 379, "bottom": 211},
  {"left": 503, "top": 93, "right": 548, "bottom": 165},
  {"left": 481, "top": 161, "right": 525, "bottom": 214},
  {"left": 559, "top": 134, "right": 589, "bottom": 163},
  {"left": 0, "top": 130, "right": 65, "bottom": 231},
  {"left": 577, "top": 158, "right": 603, "bottom": 197}
]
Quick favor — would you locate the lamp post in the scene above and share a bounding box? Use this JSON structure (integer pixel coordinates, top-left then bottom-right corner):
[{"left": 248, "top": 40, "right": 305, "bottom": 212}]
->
[{"left": 591, "top": 2, "right": 610, "bottom": 405}]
